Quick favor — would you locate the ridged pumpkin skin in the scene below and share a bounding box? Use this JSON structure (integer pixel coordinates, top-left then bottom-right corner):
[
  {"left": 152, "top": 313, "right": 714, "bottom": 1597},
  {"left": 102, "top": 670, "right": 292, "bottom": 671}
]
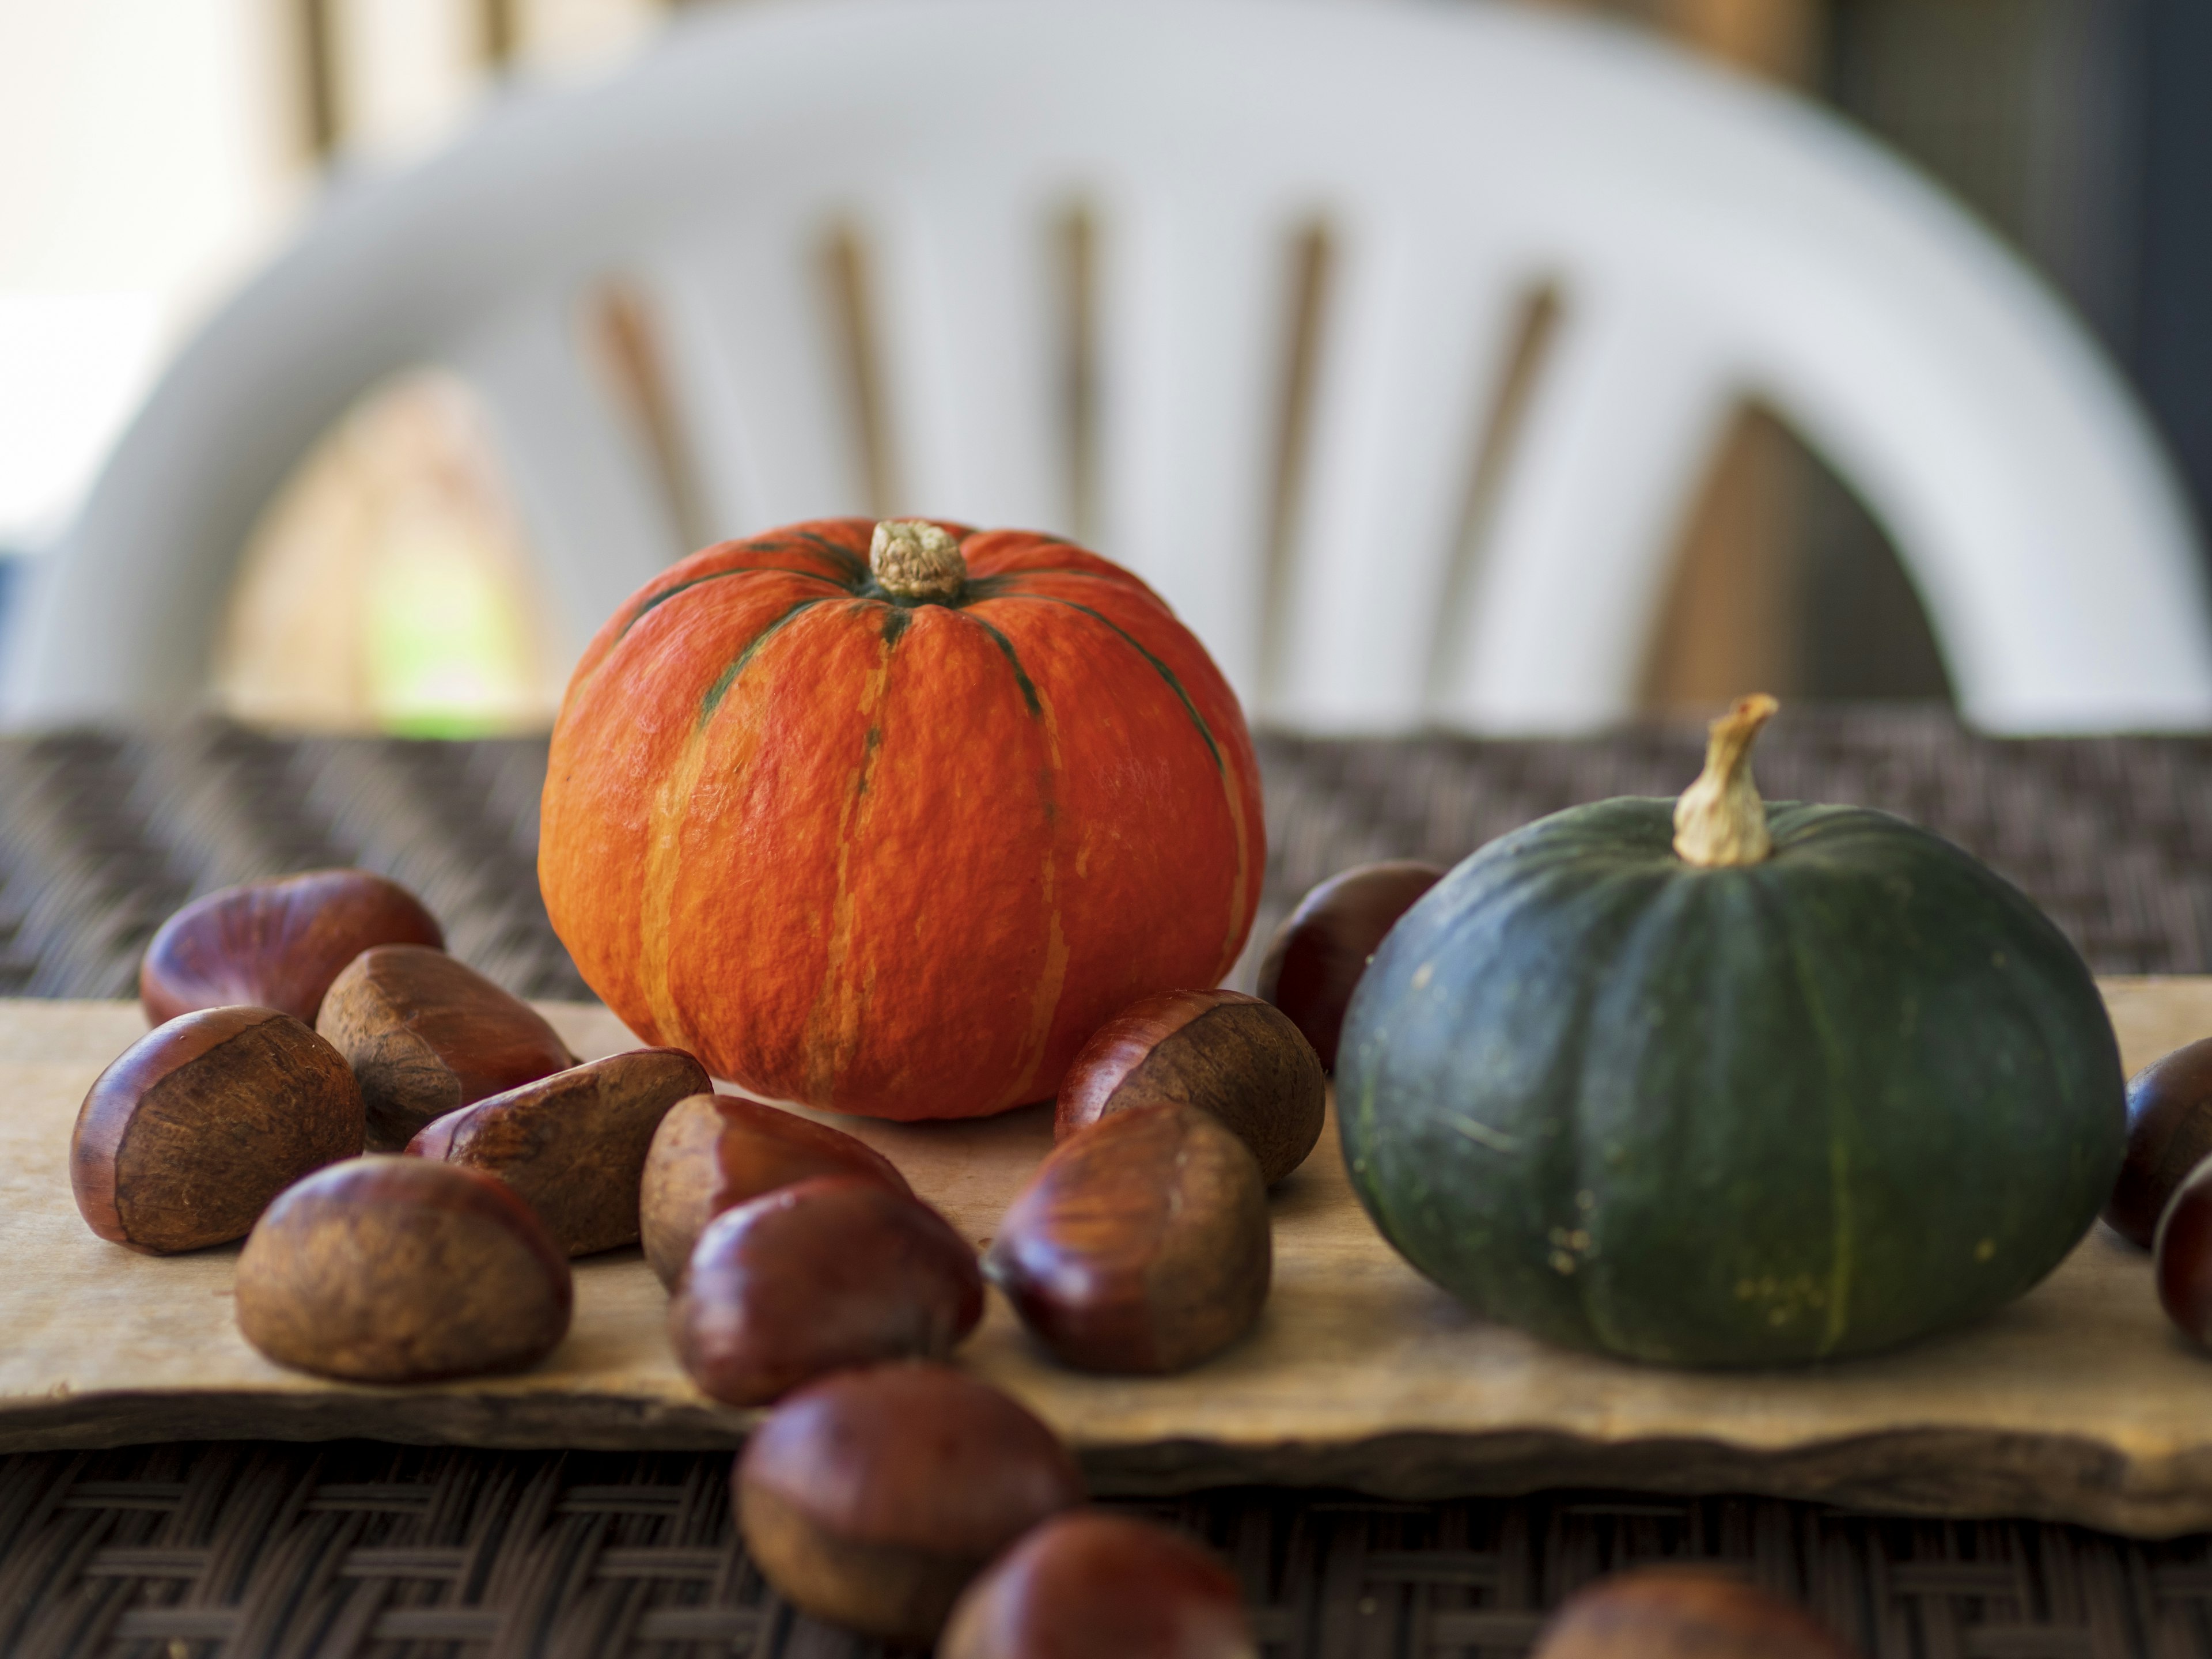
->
[
  {"left": 1338, "top": 798, "right": 2124, "bottom": 1366},
  {"left": 540, "top": 519, "right": 1263, "bottom": 1122}
]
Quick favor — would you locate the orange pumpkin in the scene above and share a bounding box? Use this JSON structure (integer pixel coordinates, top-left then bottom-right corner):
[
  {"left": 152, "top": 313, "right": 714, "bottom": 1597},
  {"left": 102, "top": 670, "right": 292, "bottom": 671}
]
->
[{"left": 539, "top": 518, "right": 1264, "bottom": 1122}]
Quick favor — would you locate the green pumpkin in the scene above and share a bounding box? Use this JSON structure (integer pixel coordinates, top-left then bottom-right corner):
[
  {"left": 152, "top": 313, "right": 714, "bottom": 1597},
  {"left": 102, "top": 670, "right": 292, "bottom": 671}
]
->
[{"left": 1337, "top": 698, "right": 2124, "bottom": 1366}]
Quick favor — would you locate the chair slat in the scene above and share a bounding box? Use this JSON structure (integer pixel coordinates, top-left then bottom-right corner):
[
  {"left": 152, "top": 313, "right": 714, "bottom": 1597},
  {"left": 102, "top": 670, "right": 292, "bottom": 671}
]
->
[
  {"left": 870, "top": 195, "right": 1070, "bottom": 533},
  {"left": 1273, "top": 229, "right": 1533, "bottom": 731},
  {"left": 1095, "top": 194, "right": 1300, "bottom": 712},
  {"left": 1434, "top": 281, "right": 1736, "bottom": 730},
  {"left": 451, "top": 291, "right": 685, "bottom": 654},
  {"left": 643, "top": 223, "right": 870, "bottom": 539}
]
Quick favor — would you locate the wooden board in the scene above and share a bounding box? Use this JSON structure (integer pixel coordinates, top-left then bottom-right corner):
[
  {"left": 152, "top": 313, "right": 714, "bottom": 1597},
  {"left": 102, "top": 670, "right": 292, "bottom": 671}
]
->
[{"left": 6, "top": 982, "right": 2212, "bottom": 1536}]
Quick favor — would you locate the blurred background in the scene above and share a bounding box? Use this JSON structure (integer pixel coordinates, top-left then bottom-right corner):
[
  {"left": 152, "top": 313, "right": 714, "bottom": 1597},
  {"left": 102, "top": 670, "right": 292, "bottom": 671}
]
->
[{"left": 1, "top": 0, "right": 2206, "bottom": 735}]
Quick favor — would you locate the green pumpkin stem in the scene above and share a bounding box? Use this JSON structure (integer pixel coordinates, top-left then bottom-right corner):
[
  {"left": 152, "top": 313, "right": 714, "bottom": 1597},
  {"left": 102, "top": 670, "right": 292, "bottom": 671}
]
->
[
  {"left": 1673, "top": 694, "right": 1779, "bottom": 867},
  {"left": 871, "top": 520, "right": 967, "bottom": 600}
]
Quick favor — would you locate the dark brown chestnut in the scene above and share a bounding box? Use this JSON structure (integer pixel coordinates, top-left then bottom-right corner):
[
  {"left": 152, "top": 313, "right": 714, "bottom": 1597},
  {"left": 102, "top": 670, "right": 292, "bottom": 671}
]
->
[
  {"left": 1256, "top": 860, "right": 1444, "bottom": 1071},
  {"left": 139, "top": 869, "right": 443, "bottom": 1027},
  {"left": 639, "top": 1092, "right": 912, "bottom": 1287},
  {"left": 2156, "top": 1157, "right": 2212, "bottom": 1343},
  {"left": 407, "top": 1047, "right": 708, "bottom": 1255},
  {"left": 735, "top": 1362, "right": 1085, "bottom": 1643},
  {"left": 940, "top": 1510, "right": 1256, "bottom": 1659},
  {"left": 1056, "top": 988, "right": 1324, "bottom": 1185},
  {"left": 988, "top": 1102, "right": 1270, "bottom": 1374},
  {"left": 1530, "top": 1568, "right": 1853, "bottom": 1658},
  {"left": 317, "top": 944, "right": 575, "bottom": 1149},
  {"left": 670, "top": 1175, "right": 983, "bottom": 1405},
  {"left": 2108, "top": 1036, "right": 2212, "bottom": 1247},
  {"left": 71, "top": 1006, "right": 364, "bottom": 1253},
  {"left": 234, "top": 1154, "right": 573, "bottom": 1382}
]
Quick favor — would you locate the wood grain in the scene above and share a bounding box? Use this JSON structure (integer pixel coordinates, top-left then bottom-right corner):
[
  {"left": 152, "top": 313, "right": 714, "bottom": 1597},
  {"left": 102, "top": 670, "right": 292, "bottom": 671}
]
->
[{"left": 2, "top": 980, "right": 2211, "bottom": 1535}]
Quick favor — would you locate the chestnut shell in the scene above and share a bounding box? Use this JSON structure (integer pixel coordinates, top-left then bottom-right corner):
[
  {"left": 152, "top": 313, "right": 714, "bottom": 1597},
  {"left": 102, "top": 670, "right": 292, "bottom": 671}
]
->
[
  {"left": 940, "top": 1510, "right": 1255, "bottom": 1659},
  {"left": 670, "top": 1175, "right": 984, "bottom": 1405},
  {"left": 639, "top": 1093, "right": 912, "bottom": 1287},
  {"left": 1256, "top": 860, "right": 1442, "bottom": 1071},
  {"left": 1055, "top": 988, "right": 1324, "bottom": 1185},
  {"left": 1532, "top": 1568, "right": 1850, "bottom": 1658},
  {"left": 735, "top": 1362, "right": 1085, "bottom": 1642},
  {"left": 139, "top": 869, "right": 443, "bottom": 1027},
  {"left": 2156, "top": 1158, "right": 2212, "bottom": 1344},
  {"left": 990, "top": 1102, "right": 1271, "bottom": 1374},
  {"left": 408, "top": 1047, "right": 709, "bottom": 1255},
  {"left": 234, "top": 1154, "right": 573, "bottom": 1382},
  {"left": 72, "top": 1005, "right": 364, "bottom": 1253},
  {"left": 2108, "top": 1036, "right": 2212, "bottom": 1247},
  {"left": 317, "top": 944, "right": 575, "bottom": 1148}
]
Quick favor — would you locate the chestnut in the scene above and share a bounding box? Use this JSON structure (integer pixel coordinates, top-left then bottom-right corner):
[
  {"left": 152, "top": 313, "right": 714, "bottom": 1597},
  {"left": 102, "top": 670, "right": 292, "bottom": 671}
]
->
[
  {"left": 317, "top": 944, "right": 575, "bottom": 1149},
  {"left": 670, "top": 1176, "right": 983, "bottom": 1405},
  {"left": 988, "top": 1102, "right": 1270, "bottom": 1374},
  {"left": 407, "top": 1047, "right": 709, "bottom": 1256},
  {"left": 1056, "top": 988, "right": 1323, "bottom": 1185},
  {"left": 941, "top": 1510, "right": 1255, "bottom": 1659},
  {"left": 735, "top": 1362, "right": 1084, "bottom": 1643},
  {"left": 639, "top": 1093, "right": 911, "bottom": 1287},
  {"left": 1530, "top": 1567, "right": 1852, "bottom": 1658},
  {"left": 2155, "top": 1157, "right": 2212, "bottom": 1343},
  {"left": 1256, "top": 860, "right": 1444, "bottom": 1071},
  {"left": 2108, "top": 1036, "right": 2212, "bottom": 1247},
  {"left": 139, "top": 869, "right": 443, "bottom": 1027},
  {"left": 71, "top": 1006, "right": 364, "bottom": 1254},
  {"left": 234, "top": 1155, "right": 572, "bottom": 1382}
]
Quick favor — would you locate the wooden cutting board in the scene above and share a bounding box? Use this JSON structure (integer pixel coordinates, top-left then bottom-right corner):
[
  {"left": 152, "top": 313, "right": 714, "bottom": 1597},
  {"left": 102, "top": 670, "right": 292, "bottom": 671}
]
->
[{"left": 6, "top": 982, "right": 2212, "bottom": 1536}]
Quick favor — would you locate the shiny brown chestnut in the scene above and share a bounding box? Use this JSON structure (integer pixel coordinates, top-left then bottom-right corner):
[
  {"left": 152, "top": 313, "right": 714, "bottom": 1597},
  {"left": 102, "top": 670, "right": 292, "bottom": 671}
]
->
[
  {"left": 1530, "top": 1568, "right": 1853, "bottom": 1658},
  {"left": 1256, "top": 860, "right": 1444, "bottom": 1071},
  {"left": 940, "top": 1510, "right": 1256, "bottom": 1659},
  {"left": 988, "top": 1102, "right": 1270, "bottom": 1374},
  {"left": 317, "top": 945, "right": 575, "bottom": 1149},
  {"left": 2108, "top": 1036, "right": 2212, "bottom": 1247},
  {"left": 234, "top": 1155, "right": 572, "bottom": 1382},
  {"left": 139, "top": 869, "right": 444, "bottom": 1027},
  {"left": 2155, "top": 1158, "right": 2212, "bottom": 1344},
  {"left": 407, "top": 1047, "right": 708, "bottom": 1255},
  {"left": 1056, "top": 989, "right": 1324, "bottom": 1186},
  {"left": 71, "top": 1006, "right": 364, "bottom": 1253},
  {"left": 735, "top": 1362, "right": 1085, "bottom": 1643},
  {"left": 638, "top": 1093, "right": 912, "bottom": 1287},
  {"left": 670, "top": 1176, "right": 983, "bottom": 1405}
]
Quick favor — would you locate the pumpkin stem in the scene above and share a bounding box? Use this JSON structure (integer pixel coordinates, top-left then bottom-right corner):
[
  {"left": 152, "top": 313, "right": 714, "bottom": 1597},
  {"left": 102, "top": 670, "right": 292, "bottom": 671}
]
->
[
  {"left": 870, "top": 520, "right": 967, "bottom": 601},
  {"left": 1673, "top": 694, "right": 1780, "bottom": 867}
]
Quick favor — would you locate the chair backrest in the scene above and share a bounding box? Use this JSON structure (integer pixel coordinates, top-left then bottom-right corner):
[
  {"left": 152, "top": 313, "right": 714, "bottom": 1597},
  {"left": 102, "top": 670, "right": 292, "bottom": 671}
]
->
[{"left": 9, "top": 0, "right": 2210, "bottom": 733}]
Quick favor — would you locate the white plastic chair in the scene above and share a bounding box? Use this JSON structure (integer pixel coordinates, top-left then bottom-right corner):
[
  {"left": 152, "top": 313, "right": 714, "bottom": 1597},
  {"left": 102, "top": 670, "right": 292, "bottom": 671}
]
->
[{"left": 9, "top": 0, "right": 2210, "bottom": 733}]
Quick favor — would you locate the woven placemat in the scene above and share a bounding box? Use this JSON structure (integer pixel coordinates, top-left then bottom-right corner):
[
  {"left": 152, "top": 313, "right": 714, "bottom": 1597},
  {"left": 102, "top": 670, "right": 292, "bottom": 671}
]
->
[
  {"left": 5, "top": 1441, "right": 2210, "bottom": 1659},
  {"left": 5, "top": 705, "right": 2212, "bottom": 1657}
]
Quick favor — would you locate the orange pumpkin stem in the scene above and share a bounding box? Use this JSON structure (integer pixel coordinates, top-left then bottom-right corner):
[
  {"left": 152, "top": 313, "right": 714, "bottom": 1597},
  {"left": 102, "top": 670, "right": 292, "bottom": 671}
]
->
[
  {"left": 871, "top": 520, "right": 967, "bottom": 601},
  {"left": 1673, "top": 694, "right": 1778, "bottom": 868}
]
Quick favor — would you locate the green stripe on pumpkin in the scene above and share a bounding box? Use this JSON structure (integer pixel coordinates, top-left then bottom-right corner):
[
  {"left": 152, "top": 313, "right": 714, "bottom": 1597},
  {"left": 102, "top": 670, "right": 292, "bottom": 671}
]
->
[
  {"left": 1027, "top": 597, "right": 1222, "bottom": 773},
  {"left": 965, "top": 616, "right": 1043, "bottom": 718},
  {"left": 795, "top": 531, "right": 871, "bottom": 582},
  {"left": 620, "top": 566, "right": 846, "bottom": 641},
  {"left": 698, "top": 597, "right": 828, "bottom": 726}
]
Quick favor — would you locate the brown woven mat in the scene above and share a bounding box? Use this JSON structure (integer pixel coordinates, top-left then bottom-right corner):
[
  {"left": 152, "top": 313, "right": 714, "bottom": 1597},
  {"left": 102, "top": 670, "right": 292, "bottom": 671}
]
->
[
  {"left": 6, "top": 705, "right": 2212, "bottom": 1657},
  {"left": 6, "top": 1444, "right": 2211, "bottom": 1659},
  {"left": 7, "top": 706, "right": 2210, "bottom": 1003}
]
